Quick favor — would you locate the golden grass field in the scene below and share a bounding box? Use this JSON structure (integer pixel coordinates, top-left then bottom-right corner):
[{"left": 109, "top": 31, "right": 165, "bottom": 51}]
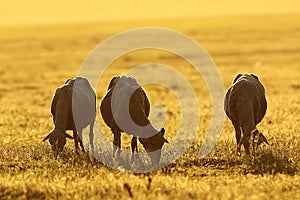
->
[{"left": 0, "top": 10, "right": 300, "bottom": 199}]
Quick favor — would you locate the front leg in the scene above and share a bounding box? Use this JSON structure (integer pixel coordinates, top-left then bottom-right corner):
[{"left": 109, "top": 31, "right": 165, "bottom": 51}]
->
[
  {"left": 131, "top": 136, "right": 138, "bottom": 162},
  {"left": 244, "top": 141, "right": 250, "bottom": 155},
  {"left": 77, "top": 129, "right": 85, "bottom": 153},
  {"left": 112, "top": 128, "right": 121, "bottom": 157},
  {"left": 73, "top": 130, "right": 79, "bottom": 154}
]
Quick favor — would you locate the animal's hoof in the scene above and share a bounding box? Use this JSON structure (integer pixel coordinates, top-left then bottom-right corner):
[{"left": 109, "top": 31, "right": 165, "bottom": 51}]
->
[
  {"left": 131, "top": 156, "right": 135, "bottom": 163},
  {"left": 90, "top": 149, "right": 94, "bottom": 155},
  {"left": 113, "top": 150, "right": 121, "bottom": 158},
  {"left": 116, "top": 150, "right": 121, "bottom": 157}
]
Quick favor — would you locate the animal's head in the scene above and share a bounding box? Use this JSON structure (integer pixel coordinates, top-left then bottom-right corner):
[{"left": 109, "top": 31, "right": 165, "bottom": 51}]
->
[
  {"left": 239, "top": 129, "right": 269, "bottom": 155},
  {"left": 43, "top": 128, "right": 73, "bottom": 157},
  {"left": 139, "top": 128, "right": 169, "bottom": 165}
]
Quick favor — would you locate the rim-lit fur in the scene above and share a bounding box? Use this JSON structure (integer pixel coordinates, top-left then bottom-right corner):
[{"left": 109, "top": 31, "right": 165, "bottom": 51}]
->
[
  {"left": 100, "top": 75, "right": 169, "bottom": 164},
  {"left": 43, "top": 77, "right": 96, "bottom": 157},
  {"left": 224, "top": 74, "right": 269, "bottom": 155}
]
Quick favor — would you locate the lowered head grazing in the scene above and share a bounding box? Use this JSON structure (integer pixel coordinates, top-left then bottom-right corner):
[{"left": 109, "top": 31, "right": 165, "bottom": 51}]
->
[
  {"left": 139, "top": 128, "right": 169, "bottom": 165},
  {"left": 43, "top": 128, "right": 73, "bottom": 158}
]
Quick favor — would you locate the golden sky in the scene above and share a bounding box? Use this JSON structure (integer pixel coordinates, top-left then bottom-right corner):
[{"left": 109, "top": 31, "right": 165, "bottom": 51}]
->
[{"left": 0, "top": 0, "right": 299, "bottom": 26}]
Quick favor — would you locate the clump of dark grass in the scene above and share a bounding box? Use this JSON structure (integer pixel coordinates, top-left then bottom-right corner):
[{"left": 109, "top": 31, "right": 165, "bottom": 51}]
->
[
  {"left": 159, "top": 139, "right": 298, "bottom": 177},
  {"left": 158, "top": 141, "right": 244, "bottom": 176},
  {"left": 242, "top": 148, "right": 298, "bottom": 176}
]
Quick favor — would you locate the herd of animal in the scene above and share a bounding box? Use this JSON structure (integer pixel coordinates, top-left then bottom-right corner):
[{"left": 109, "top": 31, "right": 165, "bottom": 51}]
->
[{"left": 43, "top": 73, "right": 269, "bottom": 165}]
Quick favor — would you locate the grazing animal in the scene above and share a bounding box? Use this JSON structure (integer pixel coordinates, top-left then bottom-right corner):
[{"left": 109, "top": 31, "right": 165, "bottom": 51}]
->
[
  {"left": 224, "top": 73, "right": 269, "bottom": 155},
  {"left": 43, "top": 77, "right": 96, "bottom": 157},
  {"left": 100, "top": 75, "right": 169, "bottom": 164}
]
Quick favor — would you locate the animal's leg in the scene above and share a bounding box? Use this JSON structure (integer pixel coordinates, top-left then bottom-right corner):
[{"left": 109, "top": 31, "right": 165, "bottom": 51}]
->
[
  {"left": 112, "top": 128, "right": 121, "bottom": 157},
  {"left": 131, "top": 136, "right": 138, "bottom": 162},
  {"left": 73, "top": 130, "right": 79, "bottom": 154},
  {"left": 243, "top": 141, "right": 250, "bottom": 155},
  {"left": 234, "top": 123, "right": 241, "bottom": 155},
  {"left": 89, "top": 120, "right": 95, "bottom": 154},
  {"left": 250, "top": 129, "right": 259, "bottom": 158},
  {"left": 78, "top": 130, "right": 85, "bottom": 153}
]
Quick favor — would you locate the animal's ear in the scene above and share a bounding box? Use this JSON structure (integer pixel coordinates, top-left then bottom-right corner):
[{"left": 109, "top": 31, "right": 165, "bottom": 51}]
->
[
  {"left": 158, "top": 128, "right": 165, "bottom": 137},
  {"left": 258, "top": 133, "right": 269, "bottom": 145},
  {"left": 42, "top": 132, "right": 52, "bottom": 142},
  {"left": 233, "top": 74, "right": 242, "bottom": 84},
  {"left": 65, "top": 133, "right": 74, "bottom": 139},
  {"left": 64, "top": 78, "right": 72, "bottom": 84},
  {"left": 250, "top": 74, "right": 259, "bottom": 80},
  {"left": 108, "top": 76, "right": 120, "bottom": 90},
  {"left": 251, "top": 129, "right": 259, "bottom": 136},
  {"left": 159, "top": 128, "right": 168, "bottom": 143}
]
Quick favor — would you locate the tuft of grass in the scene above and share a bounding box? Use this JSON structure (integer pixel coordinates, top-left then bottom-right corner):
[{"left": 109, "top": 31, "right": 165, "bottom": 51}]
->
[{"left": 242, "top": 149, "right": 298, "bottom": 176}]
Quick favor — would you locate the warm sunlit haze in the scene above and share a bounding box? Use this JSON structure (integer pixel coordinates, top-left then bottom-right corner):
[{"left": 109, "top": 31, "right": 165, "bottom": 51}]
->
[{"left": 1, "top": 0, "right": 300, "bottom": 25}]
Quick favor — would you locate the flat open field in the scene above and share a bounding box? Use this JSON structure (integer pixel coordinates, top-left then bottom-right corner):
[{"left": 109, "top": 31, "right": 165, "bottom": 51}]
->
[{"left": 0, "top": 13, "right": 300, "bottom": 199}]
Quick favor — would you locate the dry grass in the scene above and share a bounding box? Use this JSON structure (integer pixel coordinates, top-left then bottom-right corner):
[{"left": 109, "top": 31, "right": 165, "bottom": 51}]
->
[{"left": 0, "top": 13, "right": 300, "bottom": 199}]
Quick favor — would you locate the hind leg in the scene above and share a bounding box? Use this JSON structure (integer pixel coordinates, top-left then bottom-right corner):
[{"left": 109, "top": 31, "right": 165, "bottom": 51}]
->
[
  {"left": 89, "top": 120, "right": 95, "bottom": 154},
  {"left": 233, "top": 123, "right": 241, "bottom": 155},
  {"left": 250, "top": 129, "right": 260, "bottom": 157},
  {"left": 112, "top": 128, "right": 121, "bottom": 157},
  {"left": 73, "top": 130, "right": 80, "bottom": 154},
  {"left": 131, "top": 136, "right": 138, "bottom": 162},
  {"left": 77, "top": 130, "right": 85, "bottom": 153},
  {"left": 243, "top": 141, "right": 250, "bottom": 155}
]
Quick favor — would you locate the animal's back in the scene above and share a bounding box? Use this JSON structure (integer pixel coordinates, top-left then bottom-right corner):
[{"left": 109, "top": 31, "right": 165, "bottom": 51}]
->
[
  {"left": 225, "top": 74, "right": 267, "bottom": 124},
  {"left": 71, "top": 77, "right": 96, "bottom": 130},
  {"left": 51, "top": 84, "right": 74, "bottom": 130},
  {"left": 100, "top": 75, "right": 150, "bottom": 131},
  {"left": 51, "top": 77, "right": 96, "bottom": 131}
]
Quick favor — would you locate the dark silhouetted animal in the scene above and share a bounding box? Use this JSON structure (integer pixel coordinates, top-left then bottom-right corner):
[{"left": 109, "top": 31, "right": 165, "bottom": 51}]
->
[
  {"left": 43, "top": 77, "right": 96, "bottom": 157},
  {"left": 100, "top": 75, "right": 169, "bottom": 164},
  {"left": 224, "top": 73, "right": 269, "bottom": 155}
]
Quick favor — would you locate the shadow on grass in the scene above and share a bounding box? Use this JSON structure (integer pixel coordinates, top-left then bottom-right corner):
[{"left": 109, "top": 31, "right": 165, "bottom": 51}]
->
[
  {"left": 160, "top": 146, "right": 298, "bottom": 176},
  {"left": 0, "top": 185, "right": 48, "bottom": 200},
  {"left": 242, "top": 149, "right": 298, "bottom": 176},
  {"left": 4, "top": 144, "right": 295, "bottom": 176},
  {"left": 63, "top": 146, "right": 299, "bottom": 176}
]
